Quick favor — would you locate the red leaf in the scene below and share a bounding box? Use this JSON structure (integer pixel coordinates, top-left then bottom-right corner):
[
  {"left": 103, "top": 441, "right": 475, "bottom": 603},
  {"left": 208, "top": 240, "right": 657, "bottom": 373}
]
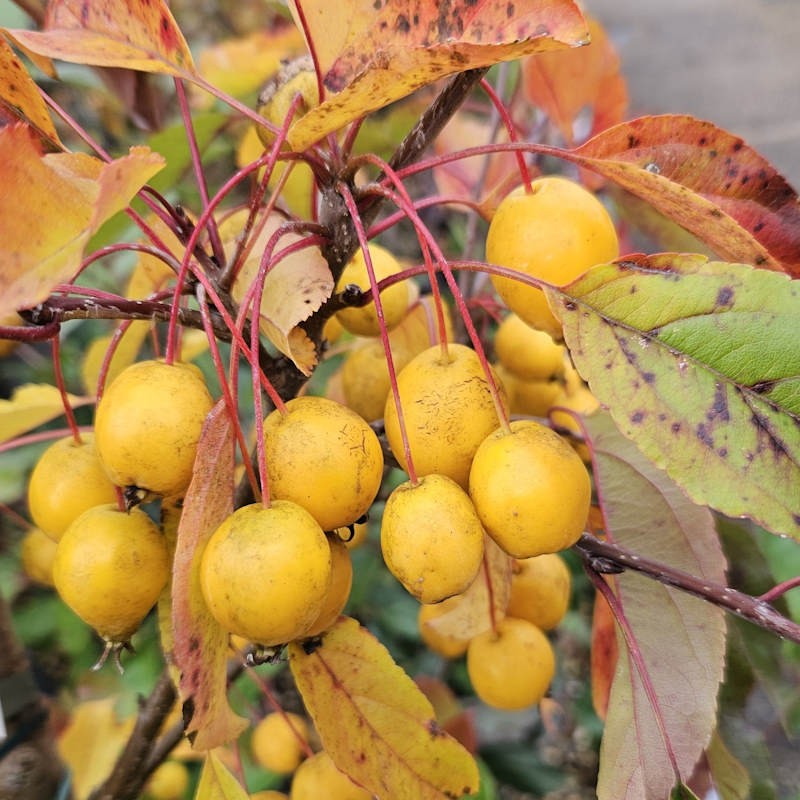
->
[
  {"left": 590, "top": 584, "right": 618, "bottom": 721},
  {"left": 170, "top": 401, "right": 248, "bottom": 750},
  {"left": 560, "top": 114, "right": 800, "bottom": 275}
]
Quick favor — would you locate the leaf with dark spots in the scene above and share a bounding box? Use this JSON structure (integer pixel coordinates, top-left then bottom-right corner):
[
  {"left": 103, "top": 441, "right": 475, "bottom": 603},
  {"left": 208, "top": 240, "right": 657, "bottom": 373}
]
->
[
  {"left": 556, "top": 115, "right": 800, "bottom": 276},
  {"left": 287, "top": 0, "right": 588, "bottom": 149},
  {"left": 5, "top": 0, "right": 196, "bottom": 78},
  {"left": 547, "top": 254, "right": 800, "bottom": 537}
]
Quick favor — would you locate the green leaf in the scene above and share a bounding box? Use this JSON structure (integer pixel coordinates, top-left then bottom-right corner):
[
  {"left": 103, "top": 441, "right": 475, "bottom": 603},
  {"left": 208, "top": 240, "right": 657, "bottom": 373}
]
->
[
  {"left": 706, "top": 730, "right": 751, "bottom": 800},
  {"left": 548, "top": 254, "right": 800, "bottom": 538},
  {"left": 670, "top": 784, "right": 700, "bottom": 800},
  {"left": 585, "top": 412, "right": 727, "bottom": 800}
]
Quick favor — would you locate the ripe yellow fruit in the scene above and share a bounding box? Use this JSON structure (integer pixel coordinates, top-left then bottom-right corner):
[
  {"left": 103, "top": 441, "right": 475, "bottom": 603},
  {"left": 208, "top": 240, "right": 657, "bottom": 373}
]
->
[
  {"left": 418, "top": 596, "right": 470, "bottom": 659},
  {"left": 20, "top": 527, "right": 58, "bottom": 587},
  {"left": 94, "top": 360, "right": 214, "bottom": 497},
  {"left": 381, "top": 474, "right": 484, "bottom": 604},
  {"left": 486, "top": 177, "right": 619, "bottom": 337},
  {"left": 467, "top": 617, "right": 555, "bottom": 710},
  {"left": 290, "top": 751, "right": 372, "bottom": 800},
  {"left": 53, "top": 504, "right": 170, "bottom": 641},
  {"left": 495, "top": 364, "right": 563, "bottom": 418},
  {"left": 507, "top": 554, "right": 571, "bottom": 631},
  {"left": 263, "top": 396, "right": 383, "bottom": 531},
  {"left": 257, "top": 55, "right": 319, "bottom": 148},
  {"left": 550, "top": 385, "right": 601, "bottom": 462},
  {"left": 469, "top": 420, "right": 591, "bottom": 558},
  {"left": 335, "top": 243, "right": 411, "bottom": 337},
  {"left": 0, "top": 312, "right": 23, "bottom": 357},
  {"left": 383, "top": 343, "right": 508, "bottom": 488},
  {"left": 200, "top": 501, "right": 332, "bottom": 646},
  {"left": 494, "top": 314, "right": 565, "bottom": 381},
  {"left": 304, "top": 535, "right": 353, "bottom": 637},
  {"left": 251, "top": 712, "right": 310, "bottom": 774},
  {"left": 27, "top": 434, "right": 118, "bottom": 541},
  {"left": 144, "top": 760, "right": 190, "bottom": 800}
]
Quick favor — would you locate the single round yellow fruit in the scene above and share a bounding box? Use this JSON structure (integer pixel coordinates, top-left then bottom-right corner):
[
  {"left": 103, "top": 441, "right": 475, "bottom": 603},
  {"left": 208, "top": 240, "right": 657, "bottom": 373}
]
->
[
  {"left": 304, "top": 535, "right": 353, "bottom": 637},
  {"left": 381, "top": 474, "right": 484, "bottom": 604},
  {"left": 290, "top": 751, "right": 372, "bottom": 800},
  {"left": 467, "top": 617, "right": 555, "bottom": 710},
  {"left": 486, "top": 177, "right": 619, "bottom": 337},
  {"left": 27, "top": 434, "right": 118, "bottom": 541},
  {"left": 494, "top": 314, "right": 565, "bottom": 381},
  {"left": 263, "top": 396, "right": 384, "bottom": 531},
  {"left": 251, "top": 712, "right": 310, "bottom": 775},
  {"left": 144, "top": 760, "right": 190, "bottom": 800},
  {"left": 20, "top": 528, "right": 58, "bottom": 587},
  {"left": 507, "top": 554, "right": 571, "bottom": 631},
  {"left": 383, "top": 343, "right": 508, "bottom": 488},
  {"left": 469, "top": 420, "right": 591, "bottom": 558},
  {"left": 418, "top": 596, "right": 470, "bottom": 659},
  {"left": 94, "top": 360, "right": 214, "bottom": 497},
  {"left": 495, "top": 364, "right": 563, "bottom": 418},
  {"left": 53, "top": 505, "right": 170, "bottom": 641},
  {"left": 550, "top": 385, "right": 601, "bottom": 462},
  {"left": 335, "top": 243, "right": 411, "bottom": 337},
  {"left": 200, "top": 501, "right": 332, "bottom": 646}
]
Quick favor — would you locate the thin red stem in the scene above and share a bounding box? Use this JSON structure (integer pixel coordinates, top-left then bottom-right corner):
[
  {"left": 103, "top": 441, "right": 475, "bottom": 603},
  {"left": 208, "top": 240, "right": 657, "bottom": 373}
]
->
[
  {"left": 291, "top": 0, "right": 326, "bottom": 104},
  {"left": 50, "top": 338, "right": 81, "bottom": 443},
  {"left": 760, "top": 576, "right": 800, "bottom": 604}
]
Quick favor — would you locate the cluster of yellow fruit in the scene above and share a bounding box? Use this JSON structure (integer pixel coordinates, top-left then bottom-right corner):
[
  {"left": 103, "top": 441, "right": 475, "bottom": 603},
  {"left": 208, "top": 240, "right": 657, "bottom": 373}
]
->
[{"left": 248, "top": 711, "right": 372, "bottom": 800}]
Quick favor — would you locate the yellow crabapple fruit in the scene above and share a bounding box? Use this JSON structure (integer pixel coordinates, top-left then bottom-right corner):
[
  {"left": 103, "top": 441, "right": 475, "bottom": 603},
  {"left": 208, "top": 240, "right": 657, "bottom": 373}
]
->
[
  {"left": 335, "top": 242, "right": 412, "bottom": 337},
  {"left": 486, "top": 176, "right": 619, "bottom": 337},
  {"left": 53, "top": 504, "right": 169, "bottom": 642},
  {"left": 467, "top": 617, "right": 555, "bottom": 710},
  {"left": 494, "top": 314, "right": 565, "bottom": 381},
  {"left": 262, "top": 396, "right": 383, "bottom": 531},
  {"left": 469, "top": 420, "right": 591, "bottom": 558},
  {"left": 94, "top": 360, "right": 214, "bottom": 498},
  {"left": 290, "top": 751, "right": 372, "bottom": 800},
  {"left": 507, "top": 554, "right": 571, "bottom": 631},
  {"left": 550, "top": 385, "right": 601, "bottom": 461},
  {"left": 251, "top": 711, "right": 310, "bottom": 774},
  {"left": 200, "top": 501, "right": 332, "bottom": 646},
  {"left": 20, "top": 528, "right": 58, "bottom": 587},
  {"left": 27, "top": 434, "right": 118, "bottom": 541},
  {"left": 494, "top": 363, "right": 563, "bottom": 418},
  {"left": 381, "top": 474, "right": 484, "bottom": 604},
  {"left": 144, "top": 760, "right": 190, "bottom": 800},
  {"left": 383, "top": 343, "right": 508, "bottom": 488},
  {"left": 304, "top": 534, "right": 353, "bottom": 637},
  {"left": 256, "top": 55, "right": 319, "bottom": 148},
  {"left": 417, "top": 596, "right": 470, "bottom": 659}
]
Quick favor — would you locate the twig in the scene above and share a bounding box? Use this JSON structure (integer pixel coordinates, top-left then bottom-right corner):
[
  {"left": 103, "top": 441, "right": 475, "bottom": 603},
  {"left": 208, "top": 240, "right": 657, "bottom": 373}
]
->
[{"left": 574, "top": 532, "right": 800, "bottom": 645}]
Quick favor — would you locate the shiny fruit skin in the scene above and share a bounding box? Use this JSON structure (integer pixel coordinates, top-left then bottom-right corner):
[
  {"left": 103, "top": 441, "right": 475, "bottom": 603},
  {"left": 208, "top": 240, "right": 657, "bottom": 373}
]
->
[
  {"left": 290, "top": 751, "right": 372, "bottom": 800},
  {"left": 263, "top": 396, "right": 383, "bottom": 531},
  {"left": 507, "top": 554, "right": 571, "bottom": 631},
  {"left": 251, "top": 712, "right": 309, "bottom": 774},
  {"left": 335, "top": 243, "right": 411, "bottom": 337},
  {"left": 383, "top": 343, "right": 508, "bottom": 488},
  {"left": 304, "top": 534, "right": 353, "bottom": 637},
  {"left": 467, "top": 617, "right": 555, "bottom": 710},
  {"left": 494, "top": 314, "right": 565, "bottom": 381},
  {"left": 20, "top": 528, "right": 58, "bottom": 587},
  {"left": 495, "top": 363, "right": 563, "bottom": 418},
  {"left": 469, "top": 420, "right": 591, "bottom": 558},
  {"left": 53, "top": 504, "right": 169, "bottom": 641},
  {"left": 381, "top": 474, "right": 484, "bottom": 604},
  {"left": 418, "top": 596, "right": 470, "bottom": 659},
  {"left": 200, "top": 501, "right": 332, "bottom": 646},
  {"left": 27, "top": 434, "right": 118, "bottom": 541},
  {"left": 94, "top": 360, "right": 214, "bottom": 497},
  {"left": 144, "top": 760, "right": 190, "bottom": 800},
  {"left": 486, "top": 177, "right": 619, "bottom": 337}
]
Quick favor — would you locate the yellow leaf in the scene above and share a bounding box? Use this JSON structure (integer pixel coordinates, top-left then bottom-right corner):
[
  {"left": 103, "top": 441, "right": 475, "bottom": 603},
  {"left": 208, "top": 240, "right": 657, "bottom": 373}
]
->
[
  {"left": 286, "top": 0, "right": 589, "bottom": 149},
  {"left": 194, "top": 752, "right": 250, "bottom": 800},
  {"left": 225, "top": 210, "right": 333, "bottom": 375},
  {"left": 58, "top": 697, "right": 135, "bottom": 800},
  {"left": 289, "top": 617, "right": 480, "bottom": 800},
  {"left": 0, "top": 124, "right": 164, "bottom": 320},
  {"left": 0, "top": 37, "right": 62, "bottom": 149},
  {"left": 0, "top": 383, "right": 88, "bottom": 444},
  {"left": 5, "top": 0, "right": 195, "bottom": 77}
]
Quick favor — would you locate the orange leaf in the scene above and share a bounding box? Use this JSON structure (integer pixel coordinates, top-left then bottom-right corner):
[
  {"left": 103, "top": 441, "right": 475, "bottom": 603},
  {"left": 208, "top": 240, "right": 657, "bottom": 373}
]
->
[
  {"left": 287, "top": 0, "right": 589, "bottom": 149},
  {"left": 0, "top": 124, "right": 164, "bottom": 319},
  {"left": 170, "top": 401, "right": 248, "bottom": 750},
  {"left": 559, "top": 114, "right": 800, "bottom": 276},
  {"left": 415, "top": 676, "right": 477, "bottom": 754},
  {"left": 289, "top": 616, "right": 480, "bottom": 800},
  {"left": 426, "top": 535, "right": 512, "bottom": 641},
  {"left": 0, "top": 37, "right": 62, "bottom": 149},
  {"left": 590, "top": 583, "right": 618, "bottom": 721},
  {"left": 522, "top": 16, "right": 628, "bottom": 145},
  {"left": 5, "top": 0, "right": 195, "bottom": 77}
]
